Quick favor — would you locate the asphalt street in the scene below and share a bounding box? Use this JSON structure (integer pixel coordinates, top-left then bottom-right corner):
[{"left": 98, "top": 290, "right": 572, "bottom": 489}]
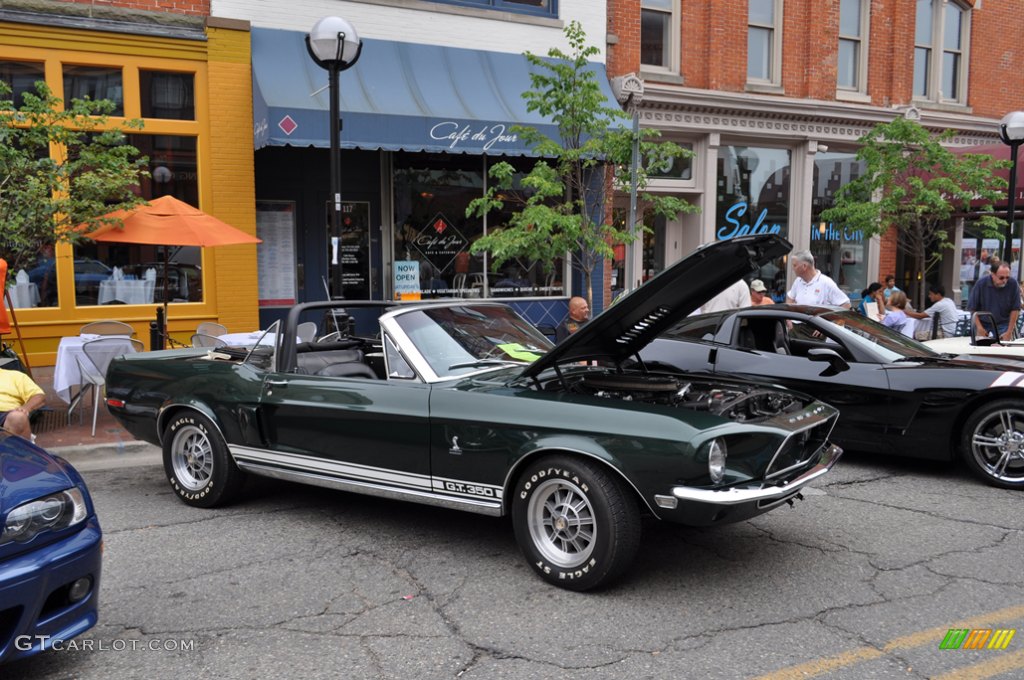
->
[{"left": 6, "top": 446, "right": 1024, "bottom": 679}]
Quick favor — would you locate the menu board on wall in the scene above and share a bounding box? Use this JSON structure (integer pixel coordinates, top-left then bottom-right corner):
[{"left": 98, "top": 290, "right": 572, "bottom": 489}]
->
[{"left": 256, "top": 201, "right": 297, "bottom": 307}]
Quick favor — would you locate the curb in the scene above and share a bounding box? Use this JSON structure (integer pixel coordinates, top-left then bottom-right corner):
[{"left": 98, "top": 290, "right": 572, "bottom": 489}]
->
[{"left": 51, "top": 440, "right": 162, "bottom": 472}]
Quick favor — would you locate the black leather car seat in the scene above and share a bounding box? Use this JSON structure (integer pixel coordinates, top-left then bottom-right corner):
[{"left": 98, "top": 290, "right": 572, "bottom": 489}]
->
[
  {"left": 772, "top": 321, "right": 791, "bottom": 355},
  {"left": 295, "top": 349, "right": 364, "bottom": 374},
  {"left": 737, "top": 324, "right": 757, "bottom": 350}
]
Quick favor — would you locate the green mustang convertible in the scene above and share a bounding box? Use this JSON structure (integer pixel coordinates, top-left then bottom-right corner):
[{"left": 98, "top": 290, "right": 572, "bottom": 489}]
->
[{"left": 105, "top": 234, "right": 842, "bottom": 590}]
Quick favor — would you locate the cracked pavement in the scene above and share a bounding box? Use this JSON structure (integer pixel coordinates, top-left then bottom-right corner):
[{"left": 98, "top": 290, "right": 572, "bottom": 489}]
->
[{"left": 6, "top": 450, "right": 1023, "bottom": 679}]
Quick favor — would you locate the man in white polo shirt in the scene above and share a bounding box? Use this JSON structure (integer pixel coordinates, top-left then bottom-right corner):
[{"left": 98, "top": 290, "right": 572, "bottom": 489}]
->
[{"left": 785, "top": 250, "right": 851, "bottom": 308}]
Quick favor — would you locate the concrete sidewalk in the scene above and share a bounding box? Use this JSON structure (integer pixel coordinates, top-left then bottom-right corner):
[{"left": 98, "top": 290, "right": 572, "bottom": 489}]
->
[
  {"left": 53, "top": 440, "right": 161, "bottom": 471},
  {"left": 28, "top": 364, "right": 157, "bottom": 463}
]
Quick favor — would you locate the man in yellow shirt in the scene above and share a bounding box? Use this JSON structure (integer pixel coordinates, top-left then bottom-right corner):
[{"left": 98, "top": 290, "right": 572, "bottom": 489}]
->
[{"left": 0, "top": 368, "right": 45, "bottom": 440}]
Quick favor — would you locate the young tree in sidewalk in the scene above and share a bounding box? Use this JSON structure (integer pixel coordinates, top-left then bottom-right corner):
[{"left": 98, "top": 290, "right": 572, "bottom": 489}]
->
[
  {"left": 820, "top": 116, "right": 1006, "bottom": 309},
  {"left": 466, "top": 21, "right": 696, "bottom": 308},
  {"left": 0, "top": 80, "right": 148, "bottom": 273}
]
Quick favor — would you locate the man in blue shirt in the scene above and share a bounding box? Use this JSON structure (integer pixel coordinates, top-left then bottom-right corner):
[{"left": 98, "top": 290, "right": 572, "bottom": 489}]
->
[{"left": 968, "top": 263, "right": 1021, "bottom": 340}]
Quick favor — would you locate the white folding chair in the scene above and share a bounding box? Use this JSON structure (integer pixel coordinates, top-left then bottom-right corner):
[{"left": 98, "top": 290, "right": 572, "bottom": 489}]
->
[
  {"left": 196, "top": 321, "right": 228, "bottom": 337},
  {"left": 80, "top": 320, "right": 134, "bottom": 336},
  {"left": 297, "top": 321, "right": 318, "bottom": 343},
  {"left": 191, "top": 333, "right": 227, "bottom": 348},
  {"left": 77, "top": 337, "right": 143, "bottom": 436},
  {"left": 316, "top": 331, "right": 342, "bottom": 344}
]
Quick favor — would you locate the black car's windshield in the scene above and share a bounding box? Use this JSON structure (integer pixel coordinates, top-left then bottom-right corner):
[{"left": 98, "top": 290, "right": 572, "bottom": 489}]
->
[
  {"left": 817, "top": 310, "right": 941, "bottom": 361},
  {"left": 394, "top": 304, "right": 553, "bottom": 379}
]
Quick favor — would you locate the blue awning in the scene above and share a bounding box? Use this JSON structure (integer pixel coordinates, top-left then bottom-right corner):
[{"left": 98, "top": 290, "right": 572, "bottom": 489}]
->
[{"left": 251, "top": 27, "right": 621, "bottom": 156}]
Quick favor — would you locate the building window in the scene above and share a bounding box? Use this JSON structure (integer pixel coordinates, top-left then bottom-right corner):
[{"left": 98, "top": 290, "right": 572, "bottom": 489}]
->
[
  {"left": 641, "top": 0, "right": 678, "bottom": 72},
  {"left": 914, "top": 0, "right": 970, "bottom": 103},
  {"left": 0, "top": 61, "right": 45, "bottom": 108},
  {"left": 393, "top": 153, "right": 565, "bottom": 300},
  {"left": 425, "top": 0, "right": 556, "bottom": 18},
  {"left": 748, "top": 0, "right": 782, "bottom": 85},
  {"left": 716, "top": 146, "right": 791, "bottom": 295},
  {"left": 140, "top": 70, "right": 195, "bottom": 120},
  {"left": 812, "top": 151, "right": 867, "bottom": 297},
  {"left": 62, "top": 65, "right": 124, "bottom": 116},
  {"left": 74, "top": 135, "right": 202, "bottom": 307},
  {"left": 837, "top": 0, "right": 868, "bottom": 92},
  {"left": 2, "top": 47, "right": 204, "bottom": 310}
]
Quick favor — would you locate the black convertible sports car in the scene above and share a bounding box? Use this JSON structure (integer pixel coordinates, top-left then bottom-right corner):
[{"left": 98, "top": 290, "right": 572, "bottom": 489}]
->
[{"left": 639, "top": 305, "right": 1024, "bottom": 489}]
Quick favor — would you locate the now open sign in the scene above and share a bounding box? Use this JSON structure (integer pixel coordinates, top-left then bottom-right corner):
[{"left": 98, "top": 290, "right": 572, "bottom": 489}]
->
[{"left": 394, "top": 260, "right": 421, "bottom": 296}]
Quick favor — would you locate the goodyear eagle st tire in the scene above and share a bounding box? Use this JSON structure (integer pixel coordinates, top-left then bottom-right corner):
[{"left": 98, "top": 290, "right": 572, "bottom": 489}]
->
[
  {"left": 163, "top": 411, "right": 245, "bottom": 507},
  {"left": 512, "top": 455, "right": 641, "bottom": 591}
]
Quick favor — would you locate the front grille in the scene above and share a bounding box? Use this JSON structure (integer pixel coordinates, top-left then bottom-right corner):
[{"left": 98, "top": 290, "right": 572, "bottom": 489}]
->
[{"left": 765, "top": 421, "right": 831, "bottom": 481}]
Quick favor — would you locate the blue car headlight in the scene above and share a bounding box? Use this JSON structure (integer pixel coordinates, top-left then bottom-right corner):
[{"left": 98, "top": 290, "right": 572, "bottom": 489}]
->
[{"left": 1, "top": 487, "right": 89, "bottom": 545}]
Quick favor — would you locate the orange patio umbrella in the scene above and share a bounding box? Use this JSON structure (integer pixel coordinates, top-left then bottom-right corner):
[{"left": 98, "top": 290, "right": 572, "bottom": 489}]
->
[{"left": 83, "top": 195, "right": 262, "bottom": 345}]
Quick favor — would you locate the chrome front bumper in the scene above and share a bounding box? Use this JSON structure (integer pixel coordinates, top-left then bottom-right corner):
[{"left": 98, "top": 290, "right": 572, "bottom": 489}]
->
[{"left": 670, "top": 443, "right": 842, "bottom": 506}]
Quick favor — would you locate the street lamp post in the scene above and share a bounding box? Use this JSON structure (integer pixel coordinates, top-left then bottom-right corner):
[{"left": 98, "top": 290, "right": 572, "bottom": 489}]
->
[
  {"left": 998, "top": 111, "right": 1024, "bottom": 282},
  {"left": 306, "top": 16, "right": 362, "bottom": 299}
]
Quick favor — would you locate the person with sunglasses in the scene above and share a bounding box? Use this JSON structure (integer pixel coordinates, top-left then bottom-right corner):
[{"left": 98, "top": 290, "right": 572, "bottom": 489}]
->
[{"left": 967, "top": 262, "right": 1021, "bottom": 340}]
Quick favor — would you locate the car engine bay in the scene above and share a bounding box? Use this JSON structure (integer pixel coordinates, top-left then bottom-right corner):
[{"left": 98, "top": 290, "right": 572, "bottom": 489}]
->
[{"left": 556, "top": 371, "right": 807, "bottom": 422}]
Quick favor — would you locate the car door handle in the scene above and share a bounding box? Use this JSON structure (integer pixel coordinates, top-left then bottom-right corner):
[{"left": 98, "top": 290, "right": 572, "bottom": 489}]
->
[{"left": 265, "top": 379, "right": 289, "bottom": 388}]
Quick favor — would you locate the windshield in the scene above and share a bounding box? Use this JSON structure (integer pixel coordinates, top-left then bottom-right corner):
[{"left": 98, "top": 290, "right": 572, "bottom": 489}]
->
[
  {"left": 394, "top": 304, "right": 553, "bottom": 379},
  {"left": 817, "top": 311, "right": 941, "bottom": 362},
  {"left": 241, "top": 319, "right": 280, "bottom": 371}
]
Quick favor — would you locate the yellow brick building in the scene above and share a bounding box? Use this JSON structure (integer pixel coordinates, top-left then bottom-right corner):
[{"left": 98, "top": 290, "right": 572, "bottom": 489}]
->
[{"left": 0, "top": 11, "right": 258, "bottom": 366}]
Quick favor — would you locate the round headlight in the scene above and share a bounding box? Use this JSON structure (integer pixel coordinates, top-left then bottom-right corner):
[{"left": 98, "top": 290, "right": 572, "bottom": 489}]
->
[{"left": 708, "top": 438, "right": 727, "bottom": 484}]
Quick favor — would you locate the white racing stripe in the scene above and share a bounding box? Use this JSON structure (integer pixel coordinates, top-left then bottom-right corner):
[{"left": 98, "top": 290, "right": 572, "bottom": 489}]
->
[
  {"left": 230, "top": 445, "right": 503, "bottom": 500},
  {"left": 989, "top": 372, "right": 1024, "bottom": 388}
]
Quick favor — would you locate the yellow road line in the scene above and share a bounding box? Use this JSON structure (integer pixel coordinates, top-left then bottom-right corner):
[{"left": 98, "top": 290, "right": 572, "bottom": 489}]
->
[
  {"left": 931, "top": 649, "right": 1024, "bottom": 680},
  {"left": 754, "top": 603, "right": 1024, "bottom": 680}
]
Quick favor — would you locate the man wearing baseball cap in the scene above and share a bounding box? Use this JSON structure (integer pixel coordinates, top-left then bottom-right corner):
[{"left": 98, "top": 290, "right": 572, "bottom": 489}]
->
[{"left": 749, "top": 279, "right": 774, "bottom": 306}]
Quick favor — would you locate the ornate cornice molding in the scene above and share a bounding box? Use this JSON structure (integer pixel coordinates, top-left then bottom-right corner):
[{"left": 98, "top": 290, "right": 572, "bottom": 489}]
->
[{"left": 638, "top": 84, "right": 1000, "bottom": 147}]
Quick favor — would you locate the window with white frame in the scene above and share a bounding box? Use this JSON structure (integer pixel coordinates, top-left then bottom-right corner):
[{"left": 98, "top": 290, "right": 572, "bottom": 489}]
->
[
  {"left": 914, "top": 0, "right": 970, "bottom": 103},
  {"left": 425, "top": 0, "right": 556, "bottom": 18},
  {"left": 748, "top": 0, "right": 782, "bottom": 85},
  {"left": 641, "top": 0, "right": 678, "bottom": 72},
  {"left": 837, "top": 0, "right": 869, "bottom": 93}
]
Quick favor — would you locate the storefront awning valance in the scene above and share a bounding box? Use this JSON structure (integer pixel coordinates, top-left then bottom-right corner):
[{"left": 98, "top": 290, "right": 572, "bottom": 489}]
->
[{"left": 251, "top": 27, "right": 620, "bottom": 156}]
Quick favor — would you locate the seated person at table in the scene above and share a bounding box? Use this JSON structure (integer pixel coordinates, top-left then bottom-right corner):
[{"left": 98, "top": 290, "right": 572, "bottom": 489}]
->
[
  {"left": 905, "top": 284, "right": 958, "bottom": 338},
  {"left": 0, "top": 367, "right": 45, "bottom": 440},
  {"left": 881, "top": 291, "right": 909, "bottom": 333}
]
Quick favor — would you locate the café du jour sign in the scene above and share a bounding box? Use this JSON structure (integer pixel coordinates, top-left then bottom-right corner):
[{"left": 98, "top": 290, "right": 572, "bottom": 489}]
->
[{"left": 413, "top": 213, "right": 468, "bottom": 274}]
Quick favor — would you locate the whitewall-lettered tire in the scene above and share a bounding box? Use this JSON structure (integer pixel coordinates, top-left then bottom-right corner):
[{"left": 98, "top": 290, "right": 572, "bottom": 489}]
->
[
  {"left": 162, "top": 411, "right": 244, "bottom": 508},
  {"left": 511, "top": 454, "right": 641, "bottom": 591}
]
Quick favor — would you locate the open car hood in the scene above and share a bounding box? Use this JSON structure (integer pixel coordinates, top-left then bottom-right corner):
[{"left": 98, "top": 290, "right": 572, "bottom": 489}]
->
[{"left": 522, "top": 234, "right": 792, "bottom": 378}]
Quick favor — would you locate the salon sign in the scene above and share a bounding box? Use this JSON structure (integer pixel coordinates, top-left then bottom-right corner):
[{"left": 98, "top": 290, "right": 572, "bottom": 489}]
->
[{"left": 717, "top": 201, "right": 783, "bottom": 240}]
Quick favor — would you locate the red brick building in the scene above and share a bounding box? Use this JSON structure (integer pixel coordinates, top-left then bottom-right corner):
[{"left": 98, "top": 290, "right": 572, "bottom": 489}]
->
[{"left": 607, "top": 0, "right": 1024, "bottom": 305}]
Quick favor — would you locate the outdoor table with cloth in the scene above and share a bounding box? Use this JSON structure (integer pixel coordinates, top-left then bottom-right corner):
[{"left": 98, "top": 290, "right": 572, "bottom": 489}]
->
[{"left": 54, "top": 334, "right": 138, "bottom": 405}]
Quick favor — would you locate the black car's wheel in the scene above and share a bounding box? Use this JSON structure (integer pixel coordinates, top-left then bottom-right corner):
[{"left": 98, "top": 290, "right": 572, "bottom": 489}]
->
[
  {"left": 162, "top": 411, "right": 244, "bottom": 507},
  {"left": 511, "top": 455, "right": 640, "bottom": 591},
  {"left": 962, "top": 399, "right": 1024, "bottom": 489}
]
